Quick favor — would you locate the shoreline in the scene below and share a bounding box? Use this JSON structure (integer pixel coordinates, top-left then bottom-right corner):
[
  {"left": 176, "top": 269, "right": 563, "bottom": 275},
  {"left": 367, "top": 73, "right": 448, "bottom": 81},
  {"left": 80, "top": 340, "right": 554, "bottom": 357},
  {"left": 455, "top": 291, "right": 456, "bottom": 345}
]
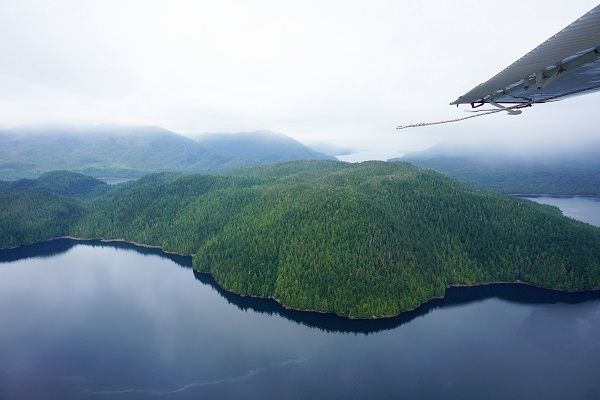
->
[
  {"left": 511, "top": 193, "right": 600, "bottom": 199},
  {"left": 2, "top": 237, "right": 600, "bottom": 320},
  {"left": 0, "top": 236, "right": 194, "bottom": 256}
]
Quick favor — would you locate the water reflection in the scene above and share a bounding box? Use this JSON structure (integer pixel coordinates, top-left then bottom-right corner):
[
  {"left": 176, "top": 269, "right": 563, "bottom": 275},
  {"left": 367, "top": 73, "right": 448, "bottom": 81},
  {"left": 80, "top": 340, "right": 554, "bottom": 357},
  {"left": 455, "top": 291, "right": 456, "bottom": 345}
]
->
[
  {"left": 4, "top": 238, "right": 600, "bottom": 335},
  {"left": 3, "top": 239, "right": 600, "bottom": 400}
]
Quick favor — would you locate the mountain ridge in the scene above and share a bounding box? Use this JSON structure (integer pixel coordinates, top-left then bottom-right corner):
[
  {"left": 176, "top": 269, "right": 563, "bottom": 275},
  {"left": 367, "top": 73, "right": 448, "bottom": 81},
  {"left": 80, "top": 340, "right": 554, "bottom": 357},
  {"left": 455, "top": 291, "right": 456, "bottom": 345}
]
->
[{"left": 0, "top": 125, "right": 332, "bottom": 179}]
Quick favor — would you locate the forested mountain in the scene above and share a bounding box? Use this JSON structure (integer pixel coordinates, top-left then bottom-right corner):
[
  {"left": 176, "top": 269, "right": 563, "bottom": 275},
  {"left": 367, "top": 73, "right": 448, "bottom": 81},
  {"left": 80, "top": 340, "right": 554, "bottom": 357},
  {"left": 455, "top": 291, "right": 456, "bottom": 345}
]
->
[
  {"left": 398, "top": 141, "right": 600, "bottom": 195},
  {"left": 0, "top": 125, "right": 220, "bottom": 179},
  {"left": 0, "top": 126, "right": 331, "bottom": 179},
  {"left": 195, "top": 131, "right": 334, "bottom": 169},
  {"left": 1, "top": 161, "right": 600, "bottom": 318}
]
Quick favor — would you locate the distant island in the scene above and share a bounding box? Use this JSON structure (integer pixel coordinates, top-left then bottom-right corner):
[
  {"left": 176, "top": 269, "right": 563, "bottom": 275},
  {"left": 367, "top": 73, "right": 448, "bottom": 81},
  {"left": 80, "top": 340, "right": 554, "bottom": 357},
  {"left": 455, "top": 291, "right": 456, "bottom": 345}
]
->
[
  {"left": 2, "top": 161, "right": 600, "bottom": 318},
  {"left": 395, "top": 141, "right": 600, "bottom": 196},
  {"left": 0, "top": 125, "right": 333, "bottom": 180}
]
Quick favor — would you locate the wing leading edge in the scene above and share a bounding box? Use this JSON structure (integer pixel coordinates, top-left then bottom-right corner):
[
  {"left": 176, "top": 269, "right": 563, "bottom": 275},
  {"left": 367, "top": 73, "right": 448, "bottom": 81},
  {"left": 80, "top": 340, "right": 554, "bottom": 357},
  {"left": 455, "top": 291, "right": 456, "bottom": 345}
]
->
[{"left": 452, "top": 5, "right": 600, "bottom": 107}]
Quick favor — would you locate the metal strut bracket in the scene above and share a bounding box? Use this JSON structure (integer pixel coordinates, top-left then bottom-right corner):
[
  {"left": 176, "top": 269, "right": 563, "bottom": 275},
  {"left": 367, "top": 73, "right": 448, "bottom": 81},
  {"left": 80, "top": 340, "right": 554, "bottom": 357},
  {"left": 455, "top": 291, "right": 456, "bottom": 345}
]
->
[{"left": 490, "top": 101, "right": 523, "bottom": 115}]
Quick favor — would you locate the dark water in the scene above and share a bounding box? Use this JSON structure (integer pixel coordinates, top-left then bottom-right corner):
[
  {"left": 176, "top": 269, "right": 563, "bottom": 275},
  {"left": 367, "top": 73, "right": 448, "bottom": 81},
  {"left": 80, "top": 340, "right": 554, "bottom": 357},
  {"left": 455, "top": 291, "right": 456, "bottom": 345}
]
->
[
  {"left": 524, "top": 196, "right": 600, "bottom": 227},
  {"left": 1, "top": 196, "right": 600, "bottom": 399},
  {"left": 1, "top": 241, "right": 600, "bottom": 400}
]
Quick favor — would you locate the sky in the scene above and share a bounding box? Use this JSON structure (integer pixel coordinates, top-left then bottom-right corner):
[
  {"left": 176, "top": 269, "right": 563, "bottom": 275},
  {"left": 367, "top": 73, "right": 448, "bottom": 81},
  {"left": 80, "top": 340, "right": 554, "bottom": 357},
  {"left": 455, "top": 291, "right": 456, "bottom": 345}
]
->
[{"left": 1, "top": 0, "right": 599, "bottom": 159}]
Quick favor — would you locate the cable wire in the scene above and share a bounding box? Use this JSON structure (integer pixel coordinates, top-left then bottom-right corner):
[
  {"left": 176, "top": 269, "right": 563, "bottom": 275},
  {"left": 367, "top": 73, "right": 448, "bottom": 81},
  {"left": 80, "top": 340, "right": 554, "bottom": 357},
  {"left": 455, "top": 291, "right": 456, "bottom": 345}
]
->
[
  {"left": 396, "top": 103, "right": 530, "bottom": 130},
  {"left": 397, "top": 83, "right": 600, "bottom": 131}
]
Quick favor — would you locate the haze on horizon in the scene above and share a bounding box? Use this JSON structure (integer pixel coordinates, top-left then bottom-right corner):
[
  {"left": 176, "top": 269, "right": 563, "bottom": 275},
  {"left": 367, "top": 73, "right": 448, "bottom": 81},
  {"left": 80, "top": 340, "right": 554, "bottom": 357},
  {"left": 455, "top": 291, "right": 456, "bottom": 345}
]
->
[{"left": 1, "top": 0, "right": 599, "bottom": 160}]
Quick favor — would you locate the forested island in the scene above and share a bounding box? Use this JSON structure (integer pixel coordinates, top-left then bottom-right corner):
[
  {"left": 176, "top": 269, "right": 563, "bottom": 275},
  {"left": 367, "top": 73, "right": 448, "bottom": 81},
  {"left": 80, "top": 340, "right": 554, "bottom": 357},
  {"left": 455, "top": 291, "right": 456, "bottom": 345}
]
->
[{"left": 2, "top": 161, "right": 600, "bottom": 318}]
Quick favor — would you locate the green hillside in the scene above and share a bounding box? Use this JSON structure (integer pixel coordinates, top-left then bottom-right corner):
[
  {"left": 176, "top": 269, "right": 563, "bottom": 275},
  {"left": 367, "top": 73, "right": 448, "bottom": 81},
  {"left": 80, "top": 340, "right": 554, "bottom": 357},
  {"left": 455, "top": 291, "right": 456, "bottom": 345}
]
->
[
  {"left": 1, "top": 161, "right": 600, "bottom": 318},
  {"left": 0, "top": 190, "right": 85, "bottom": 248}
]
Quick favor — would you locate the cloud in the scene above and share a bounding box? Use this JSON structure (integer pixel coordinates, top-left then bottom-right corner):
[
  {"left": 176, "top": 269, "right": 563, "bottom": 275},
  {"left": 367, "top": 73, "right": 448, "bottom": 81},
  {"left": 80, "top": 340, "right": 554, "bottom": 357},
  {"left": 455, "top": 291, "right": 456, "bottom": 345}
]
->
[{"left": 1, "top": 0, "right": 599, "bottom": 155}]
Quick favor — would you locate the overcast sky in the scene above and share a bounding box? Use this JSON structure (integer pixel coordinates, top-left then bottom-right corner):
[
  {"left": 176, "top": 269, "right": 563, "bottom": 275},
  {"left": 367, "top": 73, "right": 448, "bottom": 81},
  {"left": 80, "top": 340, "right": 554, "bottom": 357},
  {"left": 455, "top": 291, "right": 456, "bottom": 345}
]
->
[{"left": 1, "top": 0, "right": 599, "bottom": 158}]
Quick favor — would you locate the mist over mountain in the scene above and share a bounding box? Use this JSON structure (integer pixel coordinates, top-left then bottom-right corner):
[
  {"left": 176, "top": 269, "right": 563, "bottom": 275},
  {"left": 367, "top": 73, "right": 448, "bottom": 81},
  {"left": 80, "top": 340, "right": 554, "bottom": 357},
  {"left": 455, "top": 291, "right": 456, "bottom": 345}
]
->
[
  {"left": 397, "top": 138, "right": 600, "bottom": 195},
  {"left": 304, "top": 141, "right": 355, "bottom": 157},
  {"left": 0, "top": 125, "right": 332, "bottom": 179},
  {"left": 402, "top": 138, "right": 600, "bottom": 165},
  {"left": 194, "top": 130, "right": 334, "bottom": 169}
]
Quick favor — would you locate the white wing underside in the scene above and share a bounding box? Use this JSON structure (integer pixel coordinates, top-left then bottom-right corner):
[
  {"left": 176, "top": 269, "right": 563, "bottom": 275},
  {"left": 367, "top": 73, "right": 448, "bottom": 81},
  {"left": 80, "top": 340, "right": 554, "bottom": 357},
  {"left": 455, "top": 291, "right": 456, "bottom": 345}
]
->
[{"left": 452, "top": 5, "right": 600, "bottom": 106}]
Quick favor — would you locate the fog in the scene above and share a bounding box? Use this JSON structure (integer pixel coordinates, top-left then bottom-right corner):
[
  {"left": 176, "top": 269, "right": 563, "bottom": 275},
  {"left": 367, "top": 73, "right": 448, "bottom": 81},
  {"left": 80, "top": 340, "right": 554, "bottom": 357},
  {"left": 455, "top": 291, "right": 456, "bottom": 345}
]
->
[{"left": 1, "top": 0, "right": 599, "bottom": 159}]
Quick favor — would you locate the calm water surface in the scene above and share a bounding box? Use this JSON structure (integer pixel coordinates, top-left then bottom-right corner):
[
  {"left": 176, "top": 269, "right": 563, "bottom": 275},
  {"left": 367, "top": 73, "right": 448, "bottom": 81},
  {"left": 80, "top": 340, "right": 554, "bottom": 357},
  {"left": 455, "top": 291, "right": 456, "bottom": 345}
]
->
[
  {"left": 524, "top": 196, "right": 600, "bottom": 227},
  {"left": 1, "top": 197, "right": 600, "bottom": 400}
]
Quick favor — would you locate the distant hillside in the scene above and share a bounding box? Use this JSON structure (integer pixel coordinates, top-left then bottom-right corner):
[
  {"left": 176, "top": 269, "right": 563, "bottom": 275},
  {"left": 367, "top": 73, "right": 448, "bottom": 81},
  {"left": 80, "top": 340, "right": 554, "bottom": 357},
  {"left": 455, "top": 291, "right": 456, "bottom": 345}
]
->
[
  {"left": 0, "top": 126, "right": 332, "bottom": 179},
  {"left": 195, "top": 130, "right": 334, "bottom": 169},
  {"left": 2, "top": 161, "right": 600, "bottom": 318},
  {"left": 0, "top": 125, "right": 223, "bottom": 179},
  {"left": 0, "top": 171, "right": 108, "bottom": 197},
  {"left": 397, "top": 141, "right": 600, "bottom": 195}
]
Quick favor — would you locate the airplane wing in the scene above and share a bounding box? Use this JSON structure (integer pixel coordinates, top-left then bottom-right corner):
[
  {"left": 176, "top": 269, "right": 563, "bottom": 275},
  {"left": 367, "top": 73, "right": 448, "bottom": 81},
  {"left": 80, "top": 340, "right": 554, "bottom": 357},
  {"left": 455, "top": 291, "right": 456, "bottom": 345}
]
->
[{"left": 451, "top": 5, "right": 600, "bottom": 107}]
